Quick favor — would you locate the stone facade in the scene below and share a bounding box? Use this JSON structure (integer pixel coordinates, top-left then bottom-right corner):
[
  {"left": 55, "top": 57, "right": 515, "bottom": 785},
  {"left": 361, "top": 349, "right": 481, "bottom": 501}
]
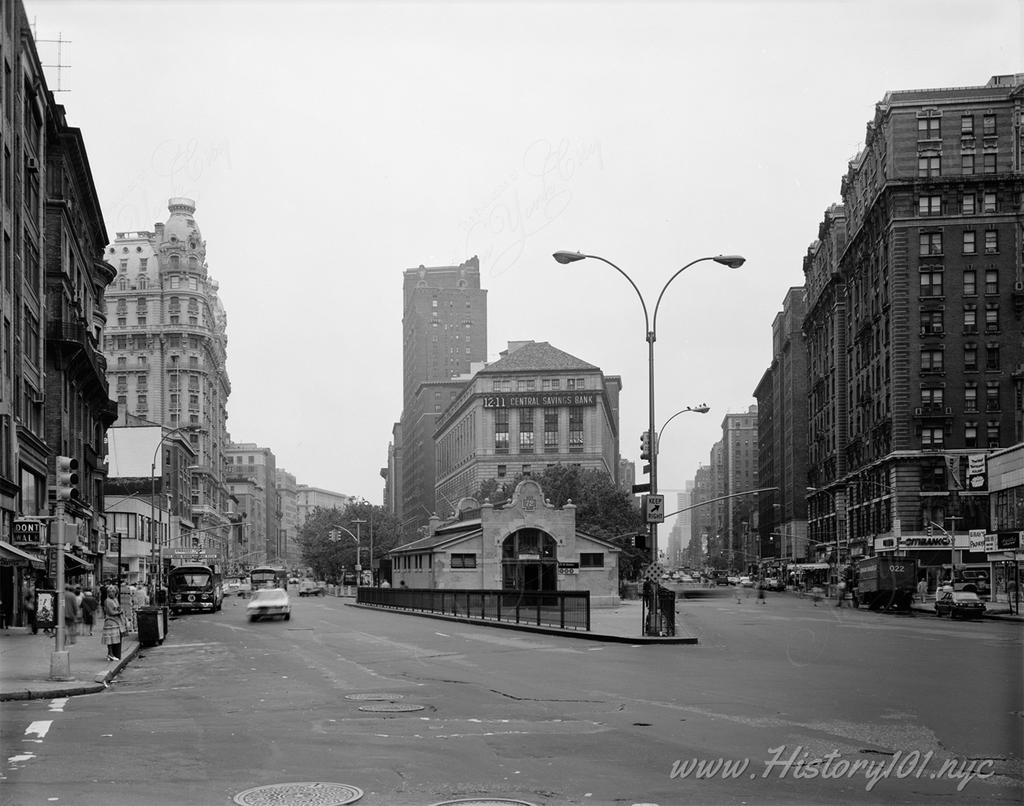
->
[{"left": 390, "top": 479, "right": 621, "bottom": 607}]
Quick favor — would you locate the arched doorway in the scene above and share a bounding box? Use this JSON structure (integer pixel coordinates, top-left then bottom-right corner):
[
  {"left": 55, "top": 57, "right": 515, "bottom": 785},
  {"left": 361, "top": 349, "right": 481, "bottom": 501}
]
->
[{"left": 501, "top": 528, "right": 558, "bottom": 591}]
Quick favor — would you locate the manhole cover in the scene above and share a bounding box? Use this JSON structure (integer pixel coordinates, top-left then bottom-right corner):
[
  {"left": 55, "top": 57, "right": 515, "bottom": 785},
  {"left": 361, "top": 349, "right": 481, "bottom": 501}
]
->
[
  {"left": 233, "top": 782, "right": 362, "bottom": 805},
  {"left": 344, "top": 692, "right": 406, "bottom": 701},
  {"left": 357, "top": 702, "right": 426, "bottom": 712},
  {"left": 430, "top": 800, "right": 540, "bottom": 806}
]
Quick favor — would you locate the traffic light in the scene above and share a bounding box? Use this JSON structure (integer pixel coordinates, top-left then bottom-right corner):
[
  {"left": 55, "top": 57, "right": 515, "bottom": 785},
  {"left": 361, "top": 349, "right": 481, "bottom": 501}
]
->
[
  {"left": 633, "top": 532, "right": 649, "bottom": 551},
  {"left": 640, "top": 430, "right": 651, "bottom": 461},
  {"left": 55, "top": 456, "right": 80, "bottom": 501}
]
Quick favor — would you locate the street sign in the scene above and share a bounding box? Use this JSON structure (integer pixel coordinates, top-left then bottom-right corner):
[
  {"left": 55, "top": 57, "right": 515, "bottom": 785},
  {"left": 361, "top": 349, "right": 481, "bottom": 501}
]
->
[
  {"left": 631, "top": 483, "right": 651, "bottom": 494},
  {"left": 643, "top": 494, "right": 665, "bottom": 523}
]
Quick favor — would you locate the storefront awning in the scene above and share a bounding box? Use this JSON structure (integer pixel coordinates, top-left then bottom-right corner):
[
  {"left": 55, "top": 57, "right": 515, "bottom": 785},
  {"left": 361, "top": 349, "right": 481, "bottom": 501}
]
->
[
  {"left": 0, "top": 540, "right": 44, "bottom": 568},
  {"left": 63, "top": 551, "right": 93, "bottom": 574},
  {"left": 793, "top": 562, "right": 830, "bottom": 570}
]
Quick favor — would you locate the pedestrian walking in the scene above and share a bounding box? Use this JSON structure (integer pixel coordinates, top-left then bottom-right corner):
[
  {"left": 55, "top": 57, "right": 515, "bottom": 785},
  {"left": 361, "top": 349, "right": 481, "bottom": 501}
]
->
[
  {"left": 836, "top": 579, "right": 847, "bottom": 607},
  {"left": 73, "top": 585, "right": 85, "bottom": 635},
  {"left": 916, "top": 577, "right": 927, "bottom": 603},
  {"left": 24, "top": 586, "right": 38, "bottom": 634},
  {"left": 63, "top": 584, "right": 80, "bottom": 644},
  {"left": 81, "top": 588, "right": 99, "bottom": 636},
  {"left": 757, "top": 582, "right": 767, "bottom": 605},
  {"left": 101, "top": 585, "right": 124, "bottom": 661}
]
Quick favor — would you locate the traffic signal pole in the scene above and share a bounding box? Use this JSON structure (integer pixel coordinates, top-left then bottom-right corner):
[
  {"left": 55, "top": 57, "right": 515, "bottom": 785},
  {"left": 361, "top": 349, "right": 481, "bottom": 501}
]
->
[{"left": 49, "top": 500, "right": 71, "bottom": 680}]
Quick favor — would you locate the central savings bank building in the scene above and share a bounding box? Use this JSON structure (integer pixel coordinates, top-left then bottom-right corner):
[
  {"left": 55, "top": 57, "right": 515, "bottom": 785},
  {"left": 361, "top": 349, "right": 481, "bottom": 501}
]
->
[{"left": 389, "top": 341, "right": 624, "bottom": 606}]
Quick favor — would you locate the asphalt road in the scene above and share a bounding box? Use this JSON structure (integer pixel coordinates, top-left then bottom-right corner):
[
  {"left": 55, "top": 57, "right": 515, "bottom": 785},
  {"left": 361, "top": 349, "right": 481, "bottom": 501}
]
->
[{"left": 1, "top": 590, "right": 1021, "bottom": 806}]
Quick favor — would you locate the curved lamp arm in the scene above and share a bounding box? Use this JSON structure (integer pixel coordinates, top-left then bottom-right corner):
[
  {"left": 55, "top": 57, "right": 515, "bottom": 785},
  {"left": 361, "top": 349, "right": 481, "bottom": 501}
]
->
[{"left": 652, "top": 254, "right": 746, "bottom": 338}]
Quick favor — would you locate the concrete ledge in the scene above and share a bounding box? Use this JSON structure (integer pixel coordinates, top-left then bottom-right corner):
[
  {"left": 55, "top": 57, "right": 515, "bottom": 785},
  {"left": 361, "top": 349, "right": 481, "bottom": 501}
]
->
[
  {"left": 345, "top": 602, "right": 699, "bottom": 644},
  {"left": 0, "top": 641, "right": 142, "bottom": 702}
]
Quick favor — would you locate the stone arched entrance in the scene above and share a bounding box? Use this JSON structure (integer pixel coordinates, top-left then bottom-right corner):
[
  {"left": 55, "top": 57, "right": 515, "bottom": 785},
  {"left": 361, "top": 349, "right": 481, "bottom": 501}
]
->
[{"left": 501, "top": 528, "right": 558, "bottom": 591}]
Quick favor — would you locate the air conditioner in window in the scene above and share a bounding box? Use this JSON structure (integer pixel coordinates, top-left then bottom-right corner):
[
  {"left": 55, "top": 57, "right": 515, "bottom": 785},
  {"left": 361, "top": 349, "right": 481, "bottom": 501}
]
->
[
  {"left": 945, "top": 407, "right": 952, "bottom": 415},
  {"left": 914, "top": 407, "right": 922, "bottom": 415}
]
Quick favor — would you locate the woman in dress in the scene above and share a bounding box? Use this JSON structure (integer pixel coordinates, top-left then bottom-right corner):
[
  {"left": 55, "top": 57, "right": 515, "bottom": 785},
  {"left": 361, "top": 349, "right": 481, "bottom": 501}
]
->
[{"left": 101, "top": 585, "right": 124, "bottom": 661}]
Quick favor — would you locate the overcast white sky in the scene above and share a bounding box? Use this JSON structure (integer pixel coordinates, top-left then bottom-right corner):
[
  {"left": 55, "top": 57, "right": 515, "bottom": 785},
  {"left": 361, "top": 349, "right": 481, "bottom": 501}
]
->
[{"left": 27, "top": 1, "right": 1024, "bottom": 533}]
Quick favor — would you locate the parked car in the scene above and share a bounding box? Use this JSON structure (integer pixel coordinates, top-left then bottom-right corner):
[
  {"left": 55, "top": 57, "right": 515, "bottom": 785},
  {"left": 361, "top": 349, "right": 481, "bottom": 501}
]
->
[
  {"left": 763, "top": 576, "right": 783, "bottom": 592},
  {"left": 246, "top": 587, "right": 291, "bottom": 621},
  {"left": 223, "top": 579, "right": 243, "bottom": 596},
  {"left": 935, "top": 589, "right": 986, "bottom": 620},
  {"left": 298, "top": 580, "right": 325, "bottom": 597},
  {"left": 738, "top": 576, "right": 754, "bottom": 588}
]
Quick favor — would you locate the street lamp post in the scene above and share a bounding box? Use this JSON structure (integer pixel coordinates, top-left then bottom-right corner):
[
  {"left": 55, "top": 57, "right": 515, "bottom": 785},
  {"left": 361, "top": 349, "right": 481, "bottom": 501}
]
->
[
  {"left": 555, "top": 250, "right": 746, "bottom": 634},
  {"left": 151, "top": 426, "right": 199, "bottom": 602},
  {"left": 328, "top": 525, "right": 362, "bottom": 581}
]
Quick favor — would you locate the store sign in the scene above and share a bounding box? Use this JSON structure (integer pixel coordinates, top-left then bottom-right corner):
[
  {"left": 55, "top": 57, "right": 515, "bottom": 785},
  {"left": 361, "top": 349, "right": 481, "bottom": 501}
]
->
[
  {"left": 965, "top": 454, "right": 988, "bottom": 491},
  {"left": 996, "top": 532, "right": 1022, "bottom": 550},
  {"left": 482, "top": 392, "right": 598, "bottom": 408},
  {"left": 968, "top": 529, "right": 987, "bottom": 552},
  {"left": 558, "top": 562, "right": 579, "bottom": 575},
  {"left": 12, "top": 518, "right": 43, "bottom": 546},
  {"left": 984, "top": 534, "right": 998, "bottom": 552},
  {"left": 901, "top": 535, "right": 953, "bottom": 548},
  {"left": 874, "top": 537, "right": 898, "bottom": 551}
]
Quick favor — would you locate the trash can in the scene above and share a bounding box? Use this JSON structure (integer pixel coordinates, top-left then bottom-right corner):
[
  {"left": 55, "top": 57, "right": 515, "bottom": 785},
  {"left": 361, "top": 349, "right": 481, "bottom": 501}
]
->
[{"left": 137, "top": 606, "right": 165, "bottom": 647}]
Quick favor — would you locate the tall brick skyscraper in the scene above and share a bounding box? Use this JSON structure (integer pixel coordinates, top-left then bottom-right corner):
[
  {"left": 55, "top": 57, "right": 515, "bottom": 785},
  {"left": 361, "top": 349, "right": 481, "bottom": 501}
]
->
[{"left": 393, "top": 257, "right": 487, "bottom": 532}]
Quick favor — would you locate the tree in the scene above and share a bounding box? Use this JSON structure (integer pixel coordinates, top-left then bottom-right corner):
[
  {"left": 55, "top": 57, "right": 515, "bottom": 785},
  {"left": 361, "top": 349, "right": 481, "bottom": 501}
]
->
[{"left": 296, "top": 501, "right": 404, "bottom": 582}]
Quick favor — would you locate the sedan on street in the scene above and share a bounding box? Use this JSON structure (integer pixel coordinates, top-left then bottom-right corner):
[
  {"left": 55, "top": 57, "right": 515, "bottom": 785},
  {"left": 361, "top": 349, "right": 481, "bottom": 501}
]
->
[
  {"left": 247, "top": 587, "right": 291, "bottom": 621},
  {"left": 934, "top": 589, "right": 986, "bottom": 619}
]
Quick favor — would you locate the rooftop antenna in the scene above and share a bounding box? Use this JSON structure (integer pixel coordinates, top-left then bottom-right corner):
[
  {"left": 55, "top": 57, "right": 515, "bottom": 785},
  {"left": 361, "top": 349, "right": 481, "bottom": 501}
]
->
[{"left": 32, "top": 22, "right": 72, "bottom": 93}]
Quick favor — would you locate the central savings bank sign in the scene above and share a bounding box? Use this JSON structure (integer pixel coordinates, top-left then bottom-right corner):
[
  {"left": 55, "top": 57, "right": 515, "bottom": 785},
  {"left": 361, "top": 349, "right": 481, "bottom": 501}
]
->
[{"left": 482, "top": 393, "right": 598, "bottom": 408}]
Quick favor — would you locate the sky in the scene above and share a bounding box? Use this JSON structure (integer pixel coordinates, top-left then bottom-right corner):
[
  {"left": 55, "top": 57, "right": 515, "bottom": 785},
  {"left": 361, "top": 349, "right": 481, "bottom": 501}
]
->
[{"left": 26, "top": 0, "right": 1024, "bottom": 536}]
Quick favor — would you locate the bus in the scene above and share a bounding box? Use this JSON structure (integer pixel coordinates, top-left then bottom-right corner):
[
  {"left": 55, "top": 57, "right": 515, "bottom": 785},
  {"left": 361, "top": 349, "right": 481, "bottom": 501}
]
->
[
  {"left": 249, "top": 566, "right": 289, "bottom": 592},
  {"left": 167, "top": 564, "right": 223, "bottom": 614}
]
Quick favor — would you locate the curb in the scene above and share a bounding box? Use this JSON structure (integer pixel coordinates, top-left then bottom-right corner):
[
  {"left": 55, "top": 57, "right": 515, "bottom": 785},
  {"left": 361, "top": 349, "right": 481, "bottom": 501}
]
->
[
  {"left": 0, "top": 643, "right": 142, "bottom": 702},
  {"left": 344, "top": 602, "right": 699, "bottom": 644}
]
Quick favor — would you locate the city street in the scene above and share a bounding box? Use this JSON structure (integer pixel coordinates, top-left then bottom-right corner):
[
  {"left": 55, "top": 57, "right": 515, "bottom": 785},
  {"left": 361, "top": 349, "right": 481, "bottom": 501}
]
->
[{"left": 1, "top": 592, "right": 1021, "bottom": 806}]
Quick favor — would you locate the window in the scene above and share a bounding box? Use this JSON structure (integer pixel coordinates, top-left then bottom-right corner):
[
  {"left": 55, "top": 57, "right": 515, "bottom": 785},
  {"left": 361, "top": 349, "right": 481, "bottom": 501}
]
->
[
  {"left": 521, "top": 464, "right": 531, "bottom": 477},
  {"left": 964, "top": 345, "right": 977, "bottom": 371},
  {"left": 493, "top": 379, "right": 511, "bottom": 392},
  {"left": 961, "top": 154, "right": 974, "bottom": 175},
  {"left": 918, "top": 195, "right": 941, "bottom": 215},
  {"left": 921, "top": 310, "right": 943, "bottom": 334},
  {"left": 919, "top": 270, "right": 943, "bottom": 297},
  {"left": 962, "top": 231, "right": 976, "bottom": 254},
  {"left": 963, "top": 305, "right": 977, "bottom": 333},
  {"left": 139, "top": 257, "right": 148, "bottom": 271},
  {"left": 921, "top": 387, "right": 943, "bottom": 407},
  {"left": 963, "top": 270, "right": 976, "bottom": 295},
  {"left": 450, "top": 553, "right": 477, "bottom": 569},
  {"left": 494, "top": 409, "right": 509, "bottom": 453},
  {"left": 984, "top": 231, "right": 997, "bottom": 254},
  {"left": 985, "top": 303, "right": 999, "bottom": 333},
  {"left": 919, "top": 232, "right": 942, "bottom": 255},
  {"left": 982, "top": 114, "right": 996, "bottom": 136},
  {"left": 568, "top": 407, "right": 584, "bottom": 451},
  {"left": 579, "top": 553, "right": 604, "bottom": 568},
  {"left": 986, "top": 381, "right": 1000, "bottom": 411},
  {"left": 986, "top": 344, "right": 1000, "bottom": 371},
  {"left": 544, "top": 407, "right": 559, "bottom": 451},
  {"left": 984, "top": 270, "right": 998, "bottom": 294},
  {"left": 541, "top": 378, "right": 561, "bottom": 391},
  {"left": 566, "top": 377, "right": 586, "bottom": 390},
  {"left": 964, "top": 423, "right": 978, "bottom": 449},
  {"left": 961, "top": 115, "right": 974, "bottom": 136},
  {"left": 983, "top": 153, "right": 996, "bottom": 174},
  {"left": 986, "top": 422, "right": 1000, "bottom": 448},
  {"left": 982, "top": 193, "right": 996, "bottom": 213},
  {"left": 497, "top": 464, "right": 506, "bottom": 478},
  {"left": 917, "top": 155, "right": 940, "bottom": 177},
  {"left": 516, "top": 379, "right": 535, "bottom": 392},
  {"left": 961, "top": 195, "right": 975, "bottom": 215},
  {"left": 965, "top": 384, "right": 978, "bottom": 412},
  {"left": 921, "top": 349, "right": 943, "bottom": 371},
  {"left": 519, "top": 409, "right": 535, "bottom": 453},
  {"left": 918, "top": 118, "right": 940, "bottom": 139},
  {"left": 921, "top": 427, "right": 944, "bottom": 448}
]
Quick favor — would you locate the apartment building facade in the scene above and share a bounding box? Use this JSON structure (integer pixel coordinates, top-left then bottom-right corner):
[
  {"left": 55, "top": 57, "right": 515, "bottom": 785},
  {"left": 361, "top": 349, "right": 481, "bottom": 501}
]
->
[{"left": 804, "top": 74, "right": 1024, "bottom": 583}]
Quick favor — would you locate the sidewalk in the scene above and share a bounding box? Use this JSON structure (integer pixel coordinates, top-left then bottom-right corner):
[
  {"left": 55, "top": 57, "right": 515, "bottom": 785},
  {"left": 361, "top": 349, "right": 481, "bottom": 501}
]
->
[
  {"left": 0, "top": 626, "right": 141, "bottom": 702},
  {"left": 346, "top": 597, "right": 699, "bottom": 645}
]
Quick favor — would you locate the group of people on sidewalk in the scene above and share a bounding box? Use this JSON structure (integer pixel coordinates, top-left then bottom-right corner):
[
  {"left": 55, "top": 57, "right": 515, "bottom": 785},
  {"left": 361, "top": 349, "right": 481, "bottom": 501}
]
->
[{"left": 21, "top": 582, "right": 137, "bottom": 661}]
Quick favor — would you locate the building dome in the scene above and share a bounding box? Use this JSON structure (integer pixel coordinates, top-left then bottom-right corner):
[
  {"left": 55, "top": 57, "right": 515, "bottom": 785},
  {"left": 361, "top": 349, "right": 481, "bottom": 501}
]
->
[{"left": 161, "top": 197, "right": 202, "bottom": 246}]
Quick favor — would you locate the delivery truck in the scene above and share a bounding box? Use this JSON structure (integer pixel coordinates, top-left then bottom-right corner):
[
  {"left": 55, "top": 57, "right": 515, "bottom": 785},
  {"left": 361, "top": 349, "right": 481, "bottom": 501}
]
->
[{"left": 855, "top": 556, "right": 918, "bottom": 611}]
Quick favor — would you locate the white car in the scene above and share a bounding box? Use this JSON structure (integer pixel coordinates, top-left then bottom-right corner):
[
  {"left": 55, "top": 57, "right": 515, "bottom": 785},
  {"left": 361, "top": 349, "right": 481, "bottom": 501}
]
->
[
  {"left": 246, "top": 587, "right": 291, "bottom": 621},
  {"left": 739, "top": 576, "right": 754, "bottom": 588}
]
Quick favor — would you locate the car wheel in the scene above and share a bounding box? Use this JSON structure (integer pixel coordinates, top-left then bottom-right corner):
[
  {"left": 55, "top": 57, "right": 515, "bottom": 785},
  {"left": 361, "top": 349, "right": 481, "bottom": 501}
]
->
[
  {"left": 284, "top": 613, "right": 291, "bottom": 621},
  {"left": 249, "top": 615, "right": 258, "bottom": 622}
]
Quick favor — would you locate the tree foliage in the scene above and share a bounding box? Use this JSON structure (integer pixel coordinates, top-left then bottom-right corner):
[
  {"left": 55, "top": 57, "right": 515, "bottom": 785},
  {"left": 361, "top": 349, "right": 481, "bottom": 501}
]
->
[{"left": 296, "top": 500, "right": 403, "bottom": 582}]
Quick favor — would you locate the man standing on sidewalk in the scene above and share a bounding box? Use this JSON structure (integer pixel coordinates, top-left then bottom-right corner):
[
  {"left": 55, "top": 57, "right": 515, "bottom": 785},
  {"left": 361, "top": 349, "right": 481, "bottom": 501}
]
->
[{"left": 63, "top": 584, "right": 80, "bottom": 645}]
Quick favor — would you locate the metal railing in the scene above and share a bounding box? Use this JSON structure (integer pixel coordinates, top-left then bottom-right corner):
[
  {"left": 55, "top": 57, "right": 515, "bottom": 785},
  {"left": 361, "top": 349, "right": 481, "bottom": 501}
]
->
[{"left": 357, "top": 587, "right": 591, "bottom": 631}]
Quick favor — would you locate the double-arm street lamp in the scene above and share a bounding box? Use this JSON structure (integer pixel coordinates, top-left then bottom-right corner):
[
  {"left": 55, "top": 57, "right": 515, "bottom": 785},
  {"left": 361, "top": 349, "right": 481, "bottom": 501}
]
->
[{"left": 553, "top": 251, "right": 746, "bottom": 634}]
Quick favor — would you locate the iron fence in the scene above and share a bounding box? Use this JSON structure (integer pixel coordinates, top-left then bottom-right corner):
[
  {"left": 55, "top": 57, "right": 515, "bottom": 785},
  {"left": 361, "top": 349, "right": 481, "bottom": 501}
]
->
[{"left": 356, "top": 587, "right": 591, "bottom": 631}]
